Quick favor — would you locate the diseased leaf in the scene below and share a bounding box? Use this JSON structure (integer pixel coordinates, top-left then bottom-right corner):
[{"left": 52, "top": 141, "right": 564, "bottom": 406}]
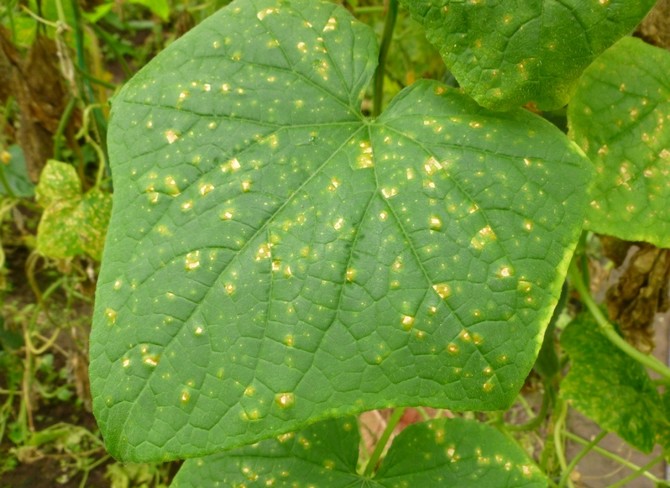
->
[
  {"left": 376, "top": 417, "right": 546, "bottom": 487},
  {"left": 400, "top": 0, "right": 656, "bottom": 111},
  {"left": 568, "top": 36, "right": 670, "bottom": 248},
  {"left": 90, "top": 0, "right": 591, "bottom": 461},
  {"left": 35, "top": 160, "right": 81, "bottom": 206},
  {"left": 171, "top": 416, "right": 547, "bottom": 488},
  {"left": 171, "top": 417, "right": 362, "bottom": 487},
  {"left": 35, "top": 160, "right": 112, "bottom": 260},
  {"left": 560, "top": 313, "right": 670, "bottom": 453}
]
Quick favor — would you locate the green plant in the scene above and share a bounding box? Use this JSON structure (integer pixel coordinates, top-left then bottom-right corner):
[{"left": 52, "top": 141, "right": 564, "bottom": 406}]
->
[{"left": 90, "top": 0, "right": 670, "bottom": 486}]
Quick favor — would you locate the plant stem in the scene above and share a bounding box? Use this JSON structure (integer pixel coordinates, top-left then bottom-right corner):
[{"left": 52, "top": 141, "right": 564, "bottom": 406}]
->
[
  {"left": 558, "top": 430, "right": 606, "bottom": 487},
  {"left": 553, "top": 400, "right": 573, "bottom": 488},
  {"left": 564, "top": 432, "right": 667, "bottom": 485},
  {"left": 567, "top": 261, "right": 670, "bottom": 382},
  {"left": 53, "top": 97, "right": 77, "bottom": 160},
  {"left": 362, "top": 407, "right": 405, "bottom": 477},
  {"left": 372, "top": 0, "right": 398, "bottom": 118},
  {"left": 505, "top": 387, "right": 551, "bottom": 432},
  {"left": 608, "top": 451, "right": 667, "bottom": 488}
]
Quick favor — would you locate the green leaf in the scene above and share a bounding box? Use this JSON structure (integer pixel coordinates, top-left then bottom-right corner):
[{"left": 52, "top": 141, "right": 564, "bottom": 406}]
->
[
  {"left": 35, "top": 160, "right": 81, "bottom": 207},
  {"left": 172, "top": 416, "right": 547, "bottom": 487},
  {"left": 560, "top": 313, "right": 670, "bottom": 453},
  {"left": 376, "top": 417, "right": 547, "bottom": 487},
  {"left": 568, "top": 36, "right": 670, "bottom": 248},
  {"left": 128, "top": 0, "right": 170, "bottom": 21},
  {"left": 0, "top": 145, "right": 35, "bottom": 197},
  {"left": 91, "top": 0, "right": 591, "bottom": 462},
  {"left": 171, "top": 417, "right": 362, "bottom": 487},
  {"left": 400, "top": 0, "right": 656, "bottom": 111},
  {"left": 35, "top": 160, "right": 111, "bottom": 260}
]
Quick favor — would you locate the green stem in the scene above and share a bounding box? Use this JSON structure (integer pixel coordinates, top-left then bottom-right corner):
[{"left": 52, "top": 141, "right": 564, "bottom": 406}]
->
[
  {"left": 558, "top": 430, "right": 606, "bottom": 487},
  {"left": 505, "top": 387, "right": 551, "bottom": 432},
  {"left": 354, "top": 6, "right": 386, "bottom": 14},
  {"left": 372, "top": 0, "right": 398, "bottom": 118},
  {"left": 553, "top": 399, "right": 573, "bottom": 488},
  {"left": 0, "top": 167, "right": 16, "bottom": 197},
  {"left": 53, "top": 97, "right": 77, "bottom": 160},
  {"left": 608, "top": 451, "right": 667, "bottom": 488},
  {"left": 67, "top": 0, "right": 108, "bottom": 147},
  {"left": 567, "top": 260, "right": 670, "bottom": 382},
  {"left": 564, "top": 432, "right": 667, "bottom": 485},
  {"left": 363, "top": 407, "right": 405, "bottom": 477}
]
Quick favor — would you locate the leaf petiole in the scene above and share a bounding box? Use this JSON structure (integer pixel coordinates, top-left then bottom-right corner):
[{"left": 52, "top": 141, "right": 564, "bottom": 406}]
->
[
  {"left": 372, "top": 0, "right": 398, "bottom": 117},
  {"left": 362, "top": 407, "right": 406, "bottom": 478},
  {"left": 567, "top": 260, "right": 670, "bottom": 382}
]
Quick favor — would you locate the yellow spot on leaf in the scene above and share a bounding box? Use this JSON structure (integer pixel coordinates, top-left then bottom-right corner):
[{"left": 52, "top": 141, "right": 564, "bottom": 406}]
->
[
  {"left": 471, "top": 225, "right": 496, "bottom": 250},
  {"left": 432, "top": 283, "right": 451, "bottom": 299},
  {"left": 275, "top": 392, "right": 295, "bottom": 409},
  {"left": 185, "top": 251, "right": 201, "bottom": 271},
  {"left": 164, "top": 130, "right": 179, "bottom": 144},
  {"left": 199, "top": 183, "right": 214, "bottom": 196},
  {"left": 105, "top": 308, "right": 117, "bottom": 325}
]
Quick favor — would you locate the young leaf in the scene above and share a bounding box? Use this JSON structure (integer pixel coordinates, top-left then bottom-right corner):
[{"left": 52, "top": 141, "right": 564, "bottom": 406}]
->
[
  {"left": 35, "top": 160, "right": 112, "bottom": 260},
  {"left": 568, "top": 36, "right": 670, "bottom": 248},
  {"left": 171, "top": 416, "right": 547, "bottom": 487},
  {"left": 90, "top": 0, "right": 591, "bottom": 461},
  {"left": 400, "top": 0, "right": 656, "bottom": 111},
  {"left": 560, "top": 313, "right": 670, "bottom": 453}
]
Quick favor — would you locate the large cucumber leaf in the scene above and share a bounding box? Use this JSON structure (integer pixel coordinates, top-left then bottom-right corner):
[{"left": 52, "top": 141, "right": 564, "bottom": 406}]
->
[
  {"left": 568, "top": 36, "right": 670, "bottom": 248},
  {"left": 171, "top": 416, "right": 547, "bottom": 487},
  {"left": 91, "top": 0, "right": 591, "bottom": 461},
  {"left": 400, "top": 0, "right": 656, "bottom": 111}
]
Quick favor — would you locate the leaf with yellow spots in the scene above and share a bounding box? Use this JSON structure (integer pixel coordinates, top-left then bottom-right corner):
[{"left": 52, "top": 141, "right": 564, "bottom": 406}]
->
[
  {"left": 561, "top": 313, "right": 670, "bottom": 452},
  {"left": 401, "top": 0, "right": 656, "bottom": 110},
  {"left": 91, "top": 0, "right": 591, "bottom": 462},
  {"left": 35, "top": 160, "right": 111, "bottom": 260},
  {"left": 568, "top": 36, "right": 670, "bottom": 248},
  {"left": 171, "top": 416, "right": 547, "bottom": 487}
]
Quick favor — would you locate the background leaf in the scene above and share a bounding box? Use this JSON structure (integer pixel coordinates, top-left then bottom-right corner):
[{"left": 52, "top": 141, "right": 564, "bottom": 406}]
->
[
  {"left": 400, "top": 0, "right": 656, "bottom": 111},
  {"left": 568, "top": 36, "right": 670, "bottom": 248},
  {"left": 91, "top": 0, "right": 591, "bottom": 462},
  {"left": 172, "top": 416, "right": 547, "bottom": 487},
  {"left": 35, "top": 160, "right": 81, "bottom": 207},
  {"left": 560, "top": 313, "right": 670, "bottom": 452},
  {"left": 35, "top": 160, "right": 111, "bottom": 259},
  {"left": 0, "top": 145, "right": 35, "bottom": 197}
]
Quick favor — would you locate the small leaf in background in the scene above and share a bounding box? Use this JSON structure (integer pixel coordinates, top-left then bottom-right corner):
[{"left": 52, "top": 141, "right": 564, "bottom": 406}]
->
[
  {"left": 35, "top": 160, "right": 111, "bottom": 260},
  {"left": 560, "top": 313, "right": 670, "bottom": 453},
  {"left": 400, "top": 0, "right": 656, "bottom": 111},
  {"left": 35, "top": 160, "right": 81, "bottom": 206},
  {"left": 0, "top": 145, "right": 35, "bottom": 197},
  {"left": 91, "top": 0, "right": 590, "bottom": 462},
  {"left": 172, "top": 416, "right": 547, "bottom": 487},
  {"left": 128, "top": 0, "right": 170, "bottom": 21},
  {"left": 569, "top": 36, "right": 670, "bottom": 248}
]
